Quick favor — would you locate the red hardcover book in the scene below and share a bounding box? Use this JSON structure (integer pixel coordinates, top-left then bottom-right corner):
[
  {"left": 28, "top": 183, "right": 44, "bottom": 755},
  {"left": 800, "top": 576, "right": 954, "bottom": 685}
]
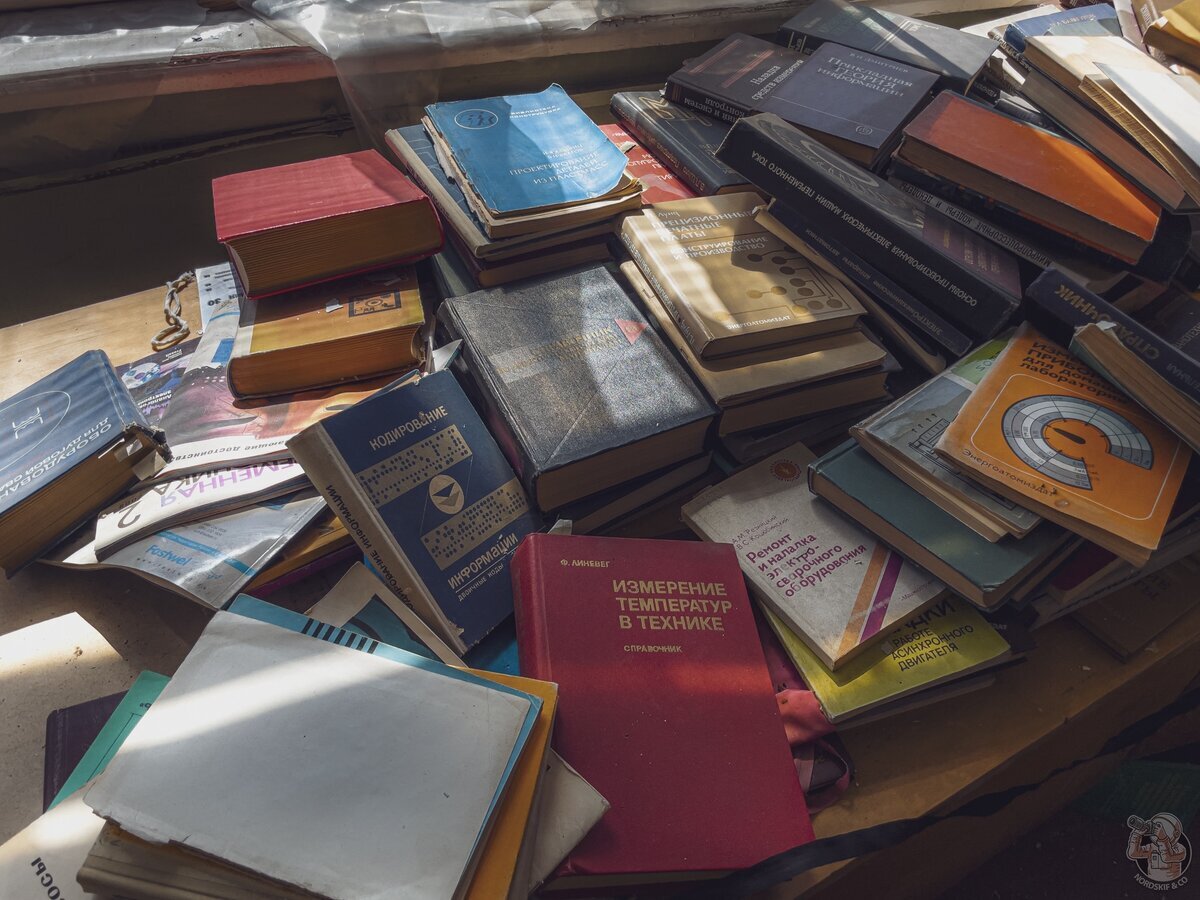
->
[
  {"left": 512, "top": 532, "right": 813, "bottom": 891},
  {"left": 600, "top": 124, "right": 697, "bottom": 205},
  {"left": 212, "top": 150, "right": 443, "bottom": 299}
]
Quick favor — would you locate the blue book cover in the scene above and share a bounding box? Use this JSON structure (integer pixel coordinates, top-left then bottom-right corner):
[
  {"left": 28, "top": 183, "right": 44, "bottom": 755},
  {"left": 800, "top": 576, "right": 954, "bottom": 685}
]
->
[
  {"left": 425, "top": 85, "right": 629, "bottom": 215},
  {"left": 0, "top": 350, "right": 169, "bottom": 573},
  {"left": 288, "top": 369, "right": 541, "bottom": 655},
  {"left": 1004, "top": 4, "right": 1120, "bottom": 53}
]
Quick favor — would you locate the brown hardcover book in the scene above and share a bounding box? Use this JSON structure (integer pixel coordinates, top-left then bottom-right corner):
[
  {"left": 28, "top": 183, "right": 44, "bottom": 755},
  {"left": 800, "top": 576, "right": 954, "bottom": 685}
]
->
[
  {"left": 618, "top": 262, "right": 887, "bottom": 435},
  {"left": 619, "top": 193, "right": 864, "bottom": 358},
  {"left": 1145, "top": 0, "right": 1200, "bottom": 67},
  {"left": 897, "top": 91, "right": 1161, "bottom": 263},
  {"left": 228, "top": 268, "right": 425, "bottom": 399}
]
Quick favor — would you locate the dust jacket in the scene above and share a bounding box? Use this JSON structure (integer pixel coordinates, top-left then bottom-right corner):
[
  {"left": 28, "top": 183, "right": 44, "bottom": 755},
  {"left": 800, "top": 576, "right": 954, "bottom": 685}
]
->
[
  {"left": 511, "top": 532, "right": 813, "bottom": 888},
  {"left": 287, "top": 369, "right": 540, "bottom": 654}
]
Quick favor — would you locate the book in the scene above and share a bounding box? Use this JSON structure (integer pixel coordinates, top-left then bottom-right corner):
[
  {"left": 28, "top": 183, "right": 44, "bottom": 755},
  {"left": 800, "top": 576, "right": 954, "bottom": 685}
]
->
[
  {"left": 47, "top": 670, "right": 168, "bottom": 810},
  {"left": 1073, "top": 558, "right": 1200, "bottom": 658},
  {"left": 1026, "top": 267, "right": 1200, "bottom": 451},
  {"left": 511, "top": 533, "right": 813, "bottom": 889},
  {"left": 720, "top": 399, "right": 890, "bottom": 464},
  {"left": 664, "top": 33, "right": 806, "bottom": 124},
  {"left": 763, "top": 596, "right": 1011, "bottom": 724},
  {"left": 853, "top": 336, "right": 1044, "bottom": 541},
  {"left": 683, "top": 442, "right": 946, "bottom": 669},
  {"left": 619, "top": 192, "right": 864, "bottom": 357},
  {"left": 156, "top": 300, "right": 390, "bottom": 481},
  {"left": 242, "top": 508, "right": 353, "bottom": 595},
  {"left": 116, "top": 338, "right": 199, "bottom": 427},
  {"left": 437, "top": 265, "right": 717, "bottom": 510},
  {"left": 716, "top": 113, "right": 1023, "bottom": 340},
  {"left": 1141, "top": 0, "right": 1200, "bottom": 67},
  {"left": 1085, "top": 60, "right": 1200, "bottom": 204},
  {"left": 756, "top": 201, "right": 975, "bottom": 357},
  {"left": 757, "top": 43, "right": 939, "bottom": 169},
  {"left": 599, "top": 124, "right": 696, "bottom": 204},
  {"left": 897, "top": 92, "right": 1162, "bottom": 265},
  {"left": 226, "top": 594, "right": 557, "bottom": 900},
  {"left": 423, "top": 85, "right": 637, "bottom": 220},
  {"left": 85, "top": 611, "right": 540, "bottom": 900},
  {"left": 1011, "top": 41, "right": 1189, "bottom": 212},
  {"left": 227, "top": 267, "right": 425, "bottom": 398},
  {"left": 0, "top": 350, "right": 170, "bottom": 576},
  {"left": 211, "top": 149, "right": 443, "bottom": 298},
  {"left": 808, "top": 440, "right": 1069, "bottom": 608},
  {"left": 287, "top": 369, "right": 540, "bottom": 655},
  {"left": 609, "top": 90, "right": 750, "bottom": 197},
  {"left": 444, "top": 226, "right": 611, "bottom": 289},
  {"left": 1004, "top": 4, "right": 1122, "bottom": 56},
  {"left": 93, "top": 459, "right": 306, "bottom": 558},
  {"left": 47, "top": 491, "right": 326, "bottom": 610},
  {"left": 556, "top": 453, "right": 713, "bottom": 535},
  {"left": 0, "top": 796, "right": 111, "bottom": 899},
  {"left": 935, "top": 323, "right": 1191, "bottom": 566},
  {"left": 777, "top": 0, "right": 998, "bottom": 93},
  {"left": 385, "top": 124, "right": 615, "bottom": 261},
  {"left": 619, "top": 259, "right": 885, "bottom": 431},
  {"left": 43, "top": 690, "right": 125, "bottom": 812}
]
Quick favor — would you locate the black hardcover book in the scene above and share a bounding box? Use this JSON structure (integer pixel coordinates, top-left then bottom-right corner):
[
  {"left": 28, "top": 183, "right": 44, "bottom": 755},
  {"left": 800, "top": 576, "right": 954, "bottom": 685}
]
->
[
  {"left": 665, "top": 33, "right": 805, "bottom": 125},
  {"left": 1025, "top": 268, "right": 1200, "bottom": 404},
  {"left": 436, "top": 264, "right": 717, "bottom": 511},
  {"left": 776, "top": 0, "right": 997, "bottom": 93},
  {"left": 716, "top": 113, "right": 1021, "bottom": 339},
  {"left": 763, "top": 199, "right": 973, "bottom": 356},
  {"left": 43, "top": 690, "right": 126, "bottom": 811},
  {"left": 758, "top": 43, "right": 938, "bottom": 170},
  {"left": 609, "top": 91, "right": 748, "bottom": 197},
  {"left": 0, "top": 350, "right": 170, "bottom": 575}
]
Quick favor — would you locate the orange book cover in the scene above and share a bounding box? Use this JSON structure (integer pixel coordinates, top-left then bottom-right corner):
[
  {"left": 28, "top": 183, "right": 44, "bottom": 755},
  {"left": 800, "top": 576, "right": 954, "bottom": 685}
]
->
[
  {"left": 936, "top": 322, "right": 1190, "bottom": 564},
  {"left": 901, "top": 92, "right": 1160, "bottom": 253}
]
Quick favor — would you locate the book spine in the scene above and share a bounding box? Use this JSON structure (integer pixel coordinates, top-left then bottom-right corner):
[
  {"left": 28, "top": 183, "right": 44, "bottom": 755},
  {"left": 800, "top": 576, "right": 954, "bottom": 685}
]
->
[
  {"left": 510, "top": 539, "right": 551, "bottom": 681},
  {"left": 775, "top": 24, "right": 818, "bottom": 54},
  {"left": 286, "top": 425, "right": 470, "bottom": 655},
  {"left": 618, "top": 223, "right": 709, "bottom": 355},
  {"left": 663, "top": 75, "right": 751, "bottom": 126},
  {"left": 1026, "top": 269, "right": 1200, "bottom": 403},
  {"left": 610, "top": 95, "right": 724, "bottom": 197},
  {"left": 718, "top": 118, "right": 1016, "bottom": 337},
  {"left": 892, "top": 179, "right": 1053, "bottom": 268},
  {"left": 769, "top": 203, "right": 974, "bottom": 357}
]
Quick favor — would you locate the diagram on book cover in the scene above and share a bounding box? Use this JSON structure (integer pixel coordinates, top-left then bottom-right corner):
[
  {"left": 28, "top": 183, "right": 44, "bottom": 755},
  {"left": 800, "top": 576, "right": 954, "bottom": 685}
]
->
[
  {"left": 743, "top": 248, "right": 850, "bottom": 312},
  {"left": 1001, "top": 394, "right": 1153, "bottom": 490}
]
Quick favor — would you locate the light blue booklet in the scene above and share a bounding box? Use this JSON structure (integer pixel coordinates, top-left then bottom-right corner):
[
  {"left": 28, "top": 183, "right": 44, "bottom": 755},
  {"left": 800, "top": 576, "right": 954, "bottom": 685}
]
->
[{"left": 425, "top": 84, "right": 629, "bottom": 215}]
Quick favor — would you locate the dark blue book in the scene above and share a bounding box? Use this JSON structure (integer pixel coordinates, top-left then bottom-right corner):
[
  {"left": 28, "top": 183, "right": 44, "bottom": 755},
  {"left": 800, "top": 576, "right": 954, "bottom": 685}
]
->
[
  {"left": 424, "top": 85, "right": 630, "bottom": 216},
  {"left": 437, "top": 264, "right": 717, "bottom": 512},
  {"left": 1003, "top": 4, "right": 1120, "bottom": 55},
  {"left": 287, "top": 369, "right": 541, "bottom": 654},
  {"left": 0, "top": 350, "right": 169, "bottom": 575},
  {"left": 609, "top": 91, "right": 748, "bottom": 197}
]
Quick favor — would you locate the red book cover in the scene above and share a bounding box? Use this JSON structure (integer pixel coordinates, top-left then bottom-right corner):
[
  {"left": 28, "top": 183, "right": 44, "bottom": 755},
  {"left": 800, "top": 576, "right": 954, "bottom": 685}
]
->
[
  {"left": 211, "top": 150, "right": 431, "bottom": 241},
  {"left": 512, "top": 532, "right": 813, "bottom": 889},
  {"left": 601, "top": 124, "right": 697, "bottom": 205}
]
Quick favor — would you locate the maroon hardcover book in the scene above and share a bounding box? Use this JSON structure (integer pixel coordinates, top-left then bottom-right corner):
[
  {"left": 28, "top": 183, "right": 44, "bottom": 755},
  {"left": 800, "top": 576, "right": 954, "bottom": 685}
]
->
[{"left": 512, "top": 532, "right": 813, "bottom": 891}]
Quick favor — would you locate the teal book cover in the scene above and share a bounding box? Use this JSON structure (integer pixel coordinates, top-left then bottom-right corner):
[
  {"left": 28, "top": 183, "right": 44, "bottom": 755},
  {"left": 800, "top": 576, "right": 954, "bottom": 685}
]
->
[
  {"left": 425, "top": 85, "right": 629, "bottom": 215},
  {"left": 49, "top": 670, "right": 169, "bottom": 809}
]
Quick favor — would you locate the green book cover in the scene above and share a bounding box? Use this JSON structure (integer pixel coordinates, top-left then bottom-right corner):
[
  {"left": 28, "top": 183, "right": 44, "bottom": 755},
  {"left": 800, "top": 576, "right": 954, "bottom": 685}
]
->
[
  {"left": 808, "top": 440, "right": 1067, "bottom": 606},
  {"left": 49, "top": 670, "right": 169, "bottom": 809},
  {"left": 765, "top": 597, "right": 1010, "bottom": 722}
]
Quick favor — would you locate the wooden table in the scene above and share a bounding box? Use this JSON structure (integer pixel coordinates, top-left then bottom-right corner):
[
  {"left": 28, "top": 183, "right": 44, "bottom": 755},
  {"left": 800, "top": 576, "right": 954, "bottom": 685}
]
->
[{"left": 1, "top": 282, "right": 1198, "bottom": 899}]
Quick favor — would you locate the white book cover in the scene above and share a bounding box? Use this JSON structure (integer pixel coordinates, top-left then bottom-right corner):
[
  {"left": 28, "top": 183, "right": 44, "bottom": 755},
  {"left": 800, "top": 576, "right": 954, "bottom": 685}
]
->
[
  {"left": 94, "top": 459, "right": 306, "bottom": 558},
  {"left": 683, "top": 442, "right": 945, "bottom": 670},
  {"left": 0, "top": 793, "right": 106, "bottom": 900},
  {"left": 46, "top": 491, "right": 324, "bottom": 609},
  {"left": 84, "top": 613, "right": 534, "bottom": 900},
  {"left": 1096, "top": 62, "right": 1200, "bottom": 169}
]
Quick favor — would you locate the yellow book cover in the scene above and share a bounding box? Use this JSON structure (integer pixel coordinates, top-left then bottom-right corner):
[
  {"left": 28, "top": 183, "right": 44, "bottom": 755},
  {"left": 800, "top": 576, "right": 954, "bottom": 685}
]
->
[
  {"left": 1146, "top": 0, "right": 1200, "bottom": 66},
  {"left": 619, "top": 193, "right": 864, "bottom": 358},
  {"left": 229, "top": 267, "right": 424, "bottom": 397},
  {"left": 764, "top": 597, "right": 1010, "bottom": 723},
  {"left": 464, "top": 672, "right": 557, "bottom": 900},
  {"left": 936, "top": 322, "right": 1191, "bottom": 565}
]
